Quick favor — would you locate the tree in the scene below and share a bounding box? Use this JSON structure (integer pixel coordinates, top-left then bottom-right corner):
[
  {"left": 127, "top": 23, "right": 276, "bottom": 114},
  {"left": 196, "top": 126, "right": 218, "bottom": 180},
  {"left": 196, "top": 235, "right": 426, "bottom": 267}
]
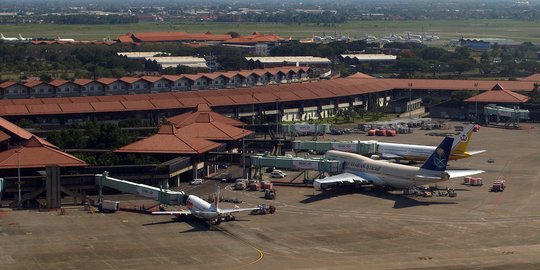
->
[
  {"left": 396, "top": 57, "right": 426, "bottom": 77},
  {"left": 449, "top": 59, "right": 475, "bottom": 75},
  {"left": 226, "top": 31, "right": 240, "bottom": 38},
  {"left": 528, "top": 83, "right": 540, "bottom": 104}
]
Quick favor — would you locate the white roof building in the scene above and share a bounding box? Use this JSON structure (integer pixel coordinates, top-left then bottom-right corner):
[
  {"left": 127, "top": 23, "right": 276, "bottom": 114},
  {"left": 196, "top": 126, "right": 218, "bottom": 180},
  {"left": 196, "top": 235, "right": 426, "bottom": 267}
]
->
[
  {"left": 340, "top": 54, "right": 397, "bottom": 62},
  {"left": 246, "top": 56, "right": 331, "bottom": 65},
  {"left": 117, "top": 52, "right": 168, "bottom": 59},
  {"left": 147, "top": 56, "right": 208, "bottom": 68}
]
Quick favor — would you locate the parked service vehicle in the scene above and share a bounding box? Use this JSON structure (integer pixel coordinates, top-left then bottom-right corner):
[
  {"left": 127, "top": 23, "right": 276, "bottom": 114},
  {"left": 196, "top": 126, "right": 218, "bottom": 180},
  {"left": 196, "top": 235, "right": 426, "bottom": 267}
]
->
[
  {"left": 99, "top": 200, "right": 119, "bottom": 213},
  {"left": 490, "top": 180, "right": 506, "bottom": 192},
  {"left": 264, "top": 189, "right": 276, "bottom": 200},
  {"left": 270, "top": 170, "right": 287, "bottom": 178},
  {"left": 190, "top": 179, "right": 203, "bottom": 185}
]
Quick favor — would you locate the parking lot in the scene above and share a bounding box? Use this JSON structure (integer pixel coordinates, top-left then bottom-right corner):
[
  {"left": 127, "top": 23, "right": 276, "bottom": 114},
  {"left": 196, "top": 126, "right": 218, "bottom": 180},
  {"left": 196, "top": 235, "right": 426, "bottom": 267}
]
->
[{"left": 2, "top": 122, "right": 540, "bottom": 269}]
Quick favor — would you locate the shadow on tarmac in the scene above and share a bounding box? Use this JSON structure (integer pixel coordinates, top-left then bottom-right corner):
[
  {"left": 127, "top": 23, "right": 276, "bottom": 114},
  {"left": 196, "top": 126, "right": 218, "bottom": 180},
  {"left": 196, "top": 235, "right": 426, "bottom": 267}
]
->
[{"left": 300, "top": 188, "right": 458, "bottom": 209}]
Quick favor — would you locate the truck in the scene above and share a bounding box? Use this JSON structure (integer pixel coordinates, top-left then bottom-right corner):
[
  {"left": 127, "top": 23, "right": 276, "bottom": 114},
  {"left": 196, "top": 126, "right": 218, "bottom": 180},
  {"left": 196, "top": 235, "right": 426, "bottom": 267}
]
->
[
  {"left": 490, "top": 180, "right": 506, "bottom": 192},
  {"left": 235, "top": 179, "right": 248, "bottom": 190},
  {"left": 250, "top": 204, "right": 276, "bottom": 215},
  {"left": 99, "top": 200, "right": 119, "bottom": 213},
  {"left": 264, "top": 189, "right": 276, "bottom": 200}
]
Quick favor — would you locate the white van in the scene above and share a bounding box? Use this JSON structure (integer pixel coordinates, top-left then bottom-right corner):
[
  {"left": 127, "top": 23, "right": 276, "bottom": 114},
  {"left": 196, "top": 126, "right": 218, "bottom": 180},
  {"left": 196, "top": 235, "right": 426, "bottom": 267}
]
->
[{"left": 270, "top": 171, "right": 287, "bottom": 178}]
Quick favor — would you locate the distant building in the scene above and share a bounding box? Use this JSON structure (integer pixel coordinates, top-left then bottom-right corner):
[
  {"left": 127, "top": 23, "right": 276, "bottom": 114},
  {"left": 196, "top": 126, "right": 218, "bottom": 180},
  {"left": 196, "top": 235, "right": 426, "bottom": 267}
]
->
[
  {"left": 458, "top": 38, "right": 521, "bottom": 50},
  {"left": 340, "top": 54, "right": 397, "bottom": 65},
  {"left": 146, "top": 56, "right": 208, "bottom": 69},
  {"left": 246, "top": 56, "right": 331, "bottom": 70}
]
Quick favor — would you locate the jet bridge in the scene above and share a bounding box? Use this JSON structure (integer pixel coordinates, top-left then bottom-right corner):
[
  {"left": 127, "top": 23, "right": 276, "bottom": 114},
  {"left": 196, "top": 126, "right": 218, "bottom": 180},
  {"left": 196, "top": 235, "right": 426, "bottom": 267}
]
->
[
  {"left": 293, "top": 140, "right": 378, "bottom": 155},
  {"left": 96, "top": 172, "right": 186, "bottom": 206},
  {"left": 484, "top": 105, "right": 529, "bottom": 128},
  {"left": 250, "top": 154, "right": 343, "bottom": 180}
]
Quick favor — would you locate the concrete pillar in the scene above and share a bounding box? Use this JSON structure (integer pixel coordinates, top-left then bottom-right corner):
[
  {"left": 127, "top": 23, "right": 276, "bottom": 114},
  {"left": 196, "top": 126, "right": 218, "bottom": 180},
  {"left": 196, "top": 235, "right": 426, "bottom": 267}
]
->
[{"left": 45, "top": 165, "right": 61, "bottom": 209}]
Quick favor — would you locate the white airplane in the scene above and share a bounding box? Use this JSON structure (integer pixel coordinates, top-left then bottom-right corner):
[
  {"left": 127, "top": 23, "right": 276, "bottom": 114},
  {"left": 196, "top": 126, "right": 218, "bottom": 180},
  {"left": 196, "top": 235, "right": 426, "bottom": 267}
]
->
[
  {"left": 152, "top": 187, "right": 260, "bottom": 225},
  {"left": 55, "top": 35, "right": 75, "bottom": 42},
  {"left": 1, "top": 33, "right": 19, "bottom": 42},
  {"left": 314, "top": 137, "right": 484, "bottom": 190},
  {"left": 18, "top": 34, "right": 32, "bottom": 41},
  {"left": 375, "top": 124, "right": 485, "bottom": 162}
]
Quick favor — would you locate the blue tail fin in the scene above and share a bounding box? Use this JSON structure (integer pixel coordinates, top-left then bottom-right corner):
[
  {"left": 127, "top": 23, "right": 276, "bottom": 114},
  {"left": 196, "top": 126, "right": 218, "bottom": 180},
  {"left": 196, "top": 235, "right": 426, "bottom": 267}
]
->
[{"left": 421, "top": 137, "right": 454, "bottom": 171}]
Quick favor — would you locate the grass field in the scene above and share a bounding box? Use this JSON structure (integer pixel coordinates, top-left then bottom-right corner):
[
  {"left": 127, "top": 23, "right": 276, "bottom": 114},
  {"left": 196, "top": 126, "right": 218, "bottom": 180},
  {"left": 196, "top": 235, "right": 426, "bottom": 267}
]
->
[{"left": 1, "top": 19, "right": 539, "bottom": 43}]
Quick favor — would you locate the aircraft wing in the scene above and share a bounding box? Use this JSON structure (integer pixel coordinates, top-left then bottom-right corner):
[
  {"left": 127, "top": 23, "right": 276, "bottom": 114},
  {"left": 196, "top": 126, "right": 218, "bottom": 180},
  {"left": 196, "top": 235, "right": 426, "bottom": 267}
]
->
[
  {"left": 466, "top": 150, "right": 487, "bottom": 156},
  {"left": 219, "top": 207, "right": 261, "bottom": 214},
  {"left": 151, "top": 210, "right": 191, "bottom": 215},
  {"left": 314, "top": 172, "right": 370, "bottom": 190},
  {"left": 445, "top": 170, "right": 484, "bottom": 178},
  {"left": 452, "top": 150, "right": 487, "bottom": 157}
]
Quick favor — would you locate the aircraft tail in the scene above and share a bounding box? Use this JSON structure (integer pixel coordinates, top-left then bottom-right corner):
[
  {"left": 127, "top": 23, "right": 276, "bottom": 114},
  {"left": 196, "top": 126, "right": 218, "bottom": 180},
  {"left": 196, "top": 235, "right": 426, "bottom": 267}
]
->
[
  {"left": 421, "top": 137, "right": 453, "bottom": 171},
  {"left": 18, "top": 34, "right": 23, "bottom": 40},
  {"left": 451, "top": 125, "right": 475, "bottom": 155},
  {"left": 1, "top": 33, "right": 4, "bottom": 39}
]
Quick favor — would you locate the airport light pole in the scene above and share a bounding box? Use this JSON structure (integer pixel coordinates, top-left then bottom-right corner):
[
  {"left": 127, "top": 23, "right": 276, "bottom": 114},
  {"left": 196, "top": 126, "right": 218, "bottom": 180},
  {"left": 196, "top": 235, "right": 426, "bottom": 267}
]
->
[
  {"left": 251, "top": 93, "right": 255, "bottom": 125},
  {"left": 16, "top": 147, "right": 21, "bottom": 209},
  {"left": 408, "top": 83, "right": 413, "bottom": 118},
  {"left": 276, "top": 98, "right": 281, "bottom": 156},
  {"left": 242, "top": 125, "right": 246, "bottom": 179},
  {"left": 474, "top": 82, "right": 479, "bottom": 123}
]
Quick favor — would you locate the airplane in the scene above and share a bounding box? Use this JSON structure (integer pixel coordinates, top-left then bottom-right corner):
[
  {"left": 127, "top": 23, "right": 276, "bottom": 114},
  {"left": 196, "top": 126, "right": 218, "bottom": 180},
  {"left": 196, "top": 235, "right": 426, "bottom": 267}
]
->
[
  {"left": 18, "top": 34, "right": 32, "bottom": 41},
  {"left": 1, "top": 33, "right": 19, "bottom": 42},
  {"left": 152, "top": 186, "right": 260, "bottom": 225},
  {"left": 314, "top": 137, "right": 484, "bottom": 191},
  {"left": 371, "top": 124, "right": 485, "bottom": 162},
  {"left": 55, "top": 35, "right": 75, "bottom": 42}
]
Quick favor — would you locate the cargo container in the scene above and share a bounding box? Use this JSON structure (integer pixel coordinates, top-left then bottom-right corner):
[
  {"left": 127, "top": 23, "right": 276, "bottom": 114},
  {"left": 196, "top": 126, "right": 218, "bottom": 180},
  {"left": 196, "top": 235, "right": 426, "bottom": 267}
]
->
[
  {"left": 262, "top": 181, "right": 273, "bottom": 190},
  {"left": 469, "top": 178, "right": 483, "bottom": 186},
  {"left": 463, "top": 177, "right": 472, "bottom": 185},
  {"left": 249, "top": 182, "right": 261, "bottom": 191},
  {"left": 385, "top": 129, "right": 397, "bottom": 136},
  {"left": 100, "top": 200, "right": 119, "bottom": 213},
  {"left": 367, "top": 129, "right": 376, "bottom": 136}
]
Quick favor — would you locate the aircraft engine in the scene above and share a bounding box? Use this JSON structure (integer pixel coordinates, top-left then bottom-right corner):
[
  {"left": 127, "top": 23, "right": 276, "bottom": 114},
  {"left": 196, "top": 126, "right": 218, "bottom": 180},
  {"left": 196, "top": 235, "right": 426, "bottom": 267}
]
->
[{"left": 440, "top": 172, "right": 450, "bottom": 181}]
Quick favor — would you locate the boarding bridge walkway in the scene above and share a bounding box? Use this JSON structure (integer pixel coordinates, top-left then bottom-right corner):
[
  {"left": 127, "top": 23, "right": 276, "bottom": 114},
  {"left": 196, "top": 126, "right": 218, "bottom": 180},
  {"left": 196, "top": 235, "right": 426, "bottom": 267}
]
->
[
  {"left": 292, "top": 140, "right": 379, "bottom": 155},
  {"left": 250, "top": 154, "right": 344, "bottom": 180},
  {"left": 96, "top": 172, "right": 186, "bottom": 206}
]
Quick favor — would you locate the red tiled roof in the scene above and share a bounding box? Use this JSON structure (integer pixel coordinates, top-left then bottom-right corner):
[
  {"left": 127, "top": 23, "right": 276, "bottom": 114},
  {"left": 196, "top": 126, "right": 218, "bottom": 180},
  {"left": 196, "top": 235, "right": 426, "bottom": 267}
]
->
[
  {"left": 129, "top": 32, "right": 232, "bottom": 42},
  {"left": 0, "top": 81, "right": 18, "bottom": 89},
  {"left": 48, "top": 79, "right": 69, "bottom": 87},
  {"left": 117, "top": 35, "right": 134, "bottom": 43},
  {"left": 73, "top": 78, "right": 94, "bottom": 86},
  {"left": 96, "top": 78, "right": 118, "bottom": 85},
  {"left": 27, "top": 103, "right": 62, "bottom": 114},
  {"left": 141, "top": 76, "right": 162, "bottom": 83},
  {"left": 521, "top": 73, "right": 540, "bottom": 81},
  {"left": 114, "top": 124, "right": 221, "bottom": 154},
  {"left": 2, "top": 75, "right": 540, "bottom": 118},
  {"left": 0, "top": 117, "right": 57, "bottom": 149},
  {"left": 168, "top": 103, "right": 246, "bottom": 127},
  {"left": 23, "top": 80, "right": 47, "bottom": 88},
  {"left": 175, "top": 119, "right": 252, "bottom": 141},
  {"left": 0, "top": 136, "right": 87, "bottom": 169},
  {"left": 348, "top": 72, "right": 375, "bottom": 79},
  {"left": 119, "top": 77, "right": 142, "bottom": 84},
  {"left": 465, "top": 84, "right": 530, "bottom": 103},
  {"left": 224, "top": 33, "right": 284, "bottom": 44},
  {"left": 0, "top": 130, "right": 11, "bottom": 143},
  {"left": 59, "top": 103, "right": 94, "bottom": 113}
]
